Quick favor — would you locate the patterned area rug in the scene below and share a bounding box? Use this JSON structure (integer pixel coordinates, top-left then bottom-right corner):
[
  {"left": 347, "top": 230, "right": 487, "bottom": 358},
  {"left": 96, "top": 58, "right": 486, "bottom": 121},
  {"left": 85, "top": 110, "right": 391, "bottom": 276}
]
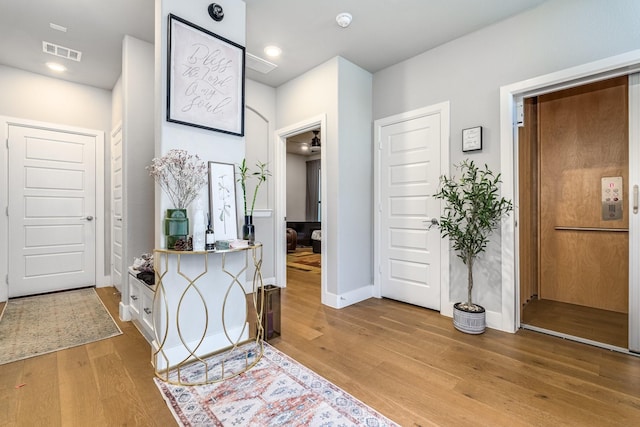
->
[
  {"left": 287, "top": 249, "right": 321, "bottom": 272},
  {"left": 0, "top": 287, "right": 122, "bottom": 365},
  {"left": 155, "top": 342, "right": 398, "bottom": 426}
]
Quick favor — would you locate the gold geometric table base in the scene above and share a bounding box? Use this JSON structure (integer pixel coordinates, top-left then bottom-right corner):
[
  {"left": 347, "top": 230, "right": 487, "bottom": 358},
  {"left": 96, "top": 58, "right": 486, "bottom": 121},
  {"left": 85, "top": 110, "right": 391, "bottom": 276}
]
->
[{"left": 152, "top": 244, "right": 265, "bottom": 385}]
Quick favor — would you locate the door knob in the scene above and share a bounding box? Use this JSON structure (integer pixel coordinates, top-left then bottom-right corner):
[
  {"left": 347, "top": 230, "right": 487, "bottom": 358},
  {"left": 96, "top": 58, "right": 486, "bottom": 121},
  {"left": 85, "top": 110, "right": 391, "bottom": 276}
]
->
[
  {"left": 85, "top": 216, "right": 94, "bottom": 221},
  {"left": 423, "top": 217, "right": 439, "bottom": 228}
]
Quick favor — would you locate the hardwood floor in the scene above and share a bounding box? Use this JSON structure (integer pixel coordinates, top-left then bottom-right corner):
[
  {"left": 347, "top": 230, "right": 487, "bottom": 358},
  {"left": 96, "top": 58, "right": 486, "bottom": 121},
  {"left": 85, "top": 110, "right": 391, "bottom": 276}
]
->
[
  {"left": 2, "top": 273, "right": 640, "bottom": 426},
  {"left": 274, "top": 267, "right": 640, "bottom": 426},
  {"left": 522, "top": 298, "right": 628, "bottom": 349},
  {"left": 0, "top": 287, "right": 176, "bottom": 427}
]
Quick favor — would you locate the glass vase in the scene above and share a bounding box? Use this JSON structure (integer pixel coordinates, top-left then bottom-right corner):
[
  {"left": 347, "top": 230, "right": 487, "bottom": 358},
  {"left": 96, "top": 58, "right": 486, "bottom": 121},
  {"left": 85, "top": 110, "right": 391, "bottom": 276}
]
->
[
  {"left": 242, "top": 215, "right": 255, "bottom": 245},
  {"left": 164, "top": 208, "right": 189, "bottom": 249}
]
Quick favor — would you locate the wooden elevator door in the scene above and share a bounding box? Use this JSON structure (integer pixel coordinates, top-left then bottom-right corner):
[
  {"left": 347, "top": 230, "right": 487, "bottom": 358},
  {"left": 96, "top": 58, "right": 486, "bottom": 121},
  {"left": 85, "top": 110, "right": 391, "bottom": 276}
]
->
[{"left": 538, "top": 76, "right": 629, "bottom": 313}]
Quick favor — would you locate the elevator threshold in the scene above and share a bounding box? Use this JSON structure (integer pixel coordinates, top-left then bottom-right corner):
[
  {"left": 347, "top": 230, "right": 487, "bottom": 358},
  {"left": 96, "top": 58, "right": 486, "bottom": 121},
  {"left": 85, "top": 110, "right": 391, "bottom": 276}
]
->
[{"left": 520, "top": 324, "right": 639, "bottom": 357}]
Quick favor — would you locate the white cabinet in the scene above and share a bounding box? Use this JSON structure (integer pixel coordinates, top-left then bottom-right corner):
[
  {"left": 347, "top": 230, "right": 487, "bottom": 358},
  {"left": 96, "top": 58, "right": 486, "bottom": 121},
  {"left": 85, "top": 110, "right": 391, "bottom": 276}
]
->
[{"left": 128, "top": 268, "right": 155, "bottom": 343}]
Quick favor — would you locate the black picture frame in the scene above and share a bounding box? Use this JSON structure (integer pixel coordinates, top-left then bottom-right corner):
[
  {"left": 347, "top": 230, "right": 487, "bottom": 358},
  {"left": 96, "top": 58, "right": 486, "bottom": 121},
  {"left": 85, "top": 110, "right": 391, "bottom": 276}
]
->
[
  {"left": 167, "top": 14, "right": 245, "bottom": 136},
  {"left": 462, "top": 126, "right": 483, "bottom": 152}
]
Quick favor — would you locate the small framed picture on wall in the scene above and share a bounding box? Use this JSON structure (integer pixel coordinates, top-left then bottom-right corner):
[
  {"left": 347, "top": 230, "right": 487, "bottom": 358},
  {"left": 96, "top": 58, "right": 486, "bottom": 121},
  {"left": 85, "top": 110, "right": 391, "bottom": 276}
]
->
[{"left": 462, "top": 126, "right": 483, "bottom": 152}]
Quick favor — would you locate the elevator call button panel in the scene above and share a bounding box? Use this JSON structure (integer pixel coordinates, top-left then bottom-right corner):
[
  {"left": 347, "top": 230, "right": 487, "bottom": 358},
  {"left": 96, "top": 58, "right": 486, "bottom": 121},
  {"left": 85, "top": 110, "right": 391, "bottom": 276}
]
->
[{"left": 602, "top": 176, "right": 623, "bottom": 221}]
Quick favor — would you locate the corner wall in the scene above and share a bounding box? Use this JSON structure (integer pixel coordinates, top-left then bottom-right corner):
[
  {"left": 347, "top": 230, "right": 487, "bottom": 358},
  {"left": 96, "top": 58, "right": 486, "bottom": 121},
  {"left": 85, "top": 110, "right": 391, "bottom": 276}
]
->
[{"left": 276, "top": 56, "right": 373, "bottom": 305}]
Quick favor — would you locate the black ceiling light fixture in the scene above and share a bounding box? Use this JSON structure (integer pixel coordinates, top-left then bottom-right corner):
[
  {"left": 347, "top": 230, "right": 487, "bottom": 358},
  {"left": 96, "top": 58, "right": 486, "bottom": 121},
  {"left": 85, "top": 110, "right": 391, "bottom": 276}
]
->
[
  {"left": 310, "top": 130, "right": 321, "bottom": 153},
  {"left": 208, "top": 3, "right": 224, "bottom": 22}
]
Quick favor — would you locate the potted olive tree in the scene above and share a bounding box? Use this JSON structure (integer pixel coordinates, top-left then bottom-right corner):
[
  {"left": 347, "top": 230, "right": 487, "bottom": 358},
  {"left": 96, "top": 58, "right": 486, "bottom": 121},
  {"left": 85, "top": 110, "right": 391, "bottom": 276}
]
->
[{"left": 433, "top": 160, "right": 513, "bottom": 334}]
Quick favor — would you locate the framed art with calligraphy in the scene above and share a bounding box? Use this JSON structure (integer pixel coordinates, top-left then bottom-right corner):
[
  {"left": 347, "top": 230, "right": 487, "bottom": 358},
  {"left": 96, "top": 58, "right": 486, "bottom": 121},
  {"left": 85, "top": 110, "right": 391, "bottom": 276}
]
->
[{"left": 167, "top": 14, "right": 245, "bottom": 136}]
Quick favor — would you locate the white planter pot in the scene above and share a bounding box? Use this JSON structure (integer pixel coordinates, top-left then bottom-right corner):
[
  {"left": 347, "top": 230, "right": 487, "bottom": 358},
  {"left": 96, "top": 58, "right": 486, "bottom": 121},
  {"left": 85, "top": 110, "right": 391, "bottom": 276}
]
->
[{"left": 453, "top": 302, "right": 486, "bottom": 334}]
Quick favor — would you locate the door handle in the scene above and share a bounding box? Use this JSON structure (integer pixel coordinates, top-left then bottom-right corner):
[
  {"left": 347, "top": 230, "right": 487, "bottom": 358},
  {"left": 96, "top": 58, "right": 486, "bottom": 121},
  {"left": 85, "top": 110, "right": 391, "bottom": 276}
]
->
[
  {"left": 423, "top": 217, "right": 439, "bottom": 229},
  {"left": 84, "top": 216, "right": 94, "bottom": 221},
  {"left": 634, "top": 185, "right": 638, "bottom": 214}
]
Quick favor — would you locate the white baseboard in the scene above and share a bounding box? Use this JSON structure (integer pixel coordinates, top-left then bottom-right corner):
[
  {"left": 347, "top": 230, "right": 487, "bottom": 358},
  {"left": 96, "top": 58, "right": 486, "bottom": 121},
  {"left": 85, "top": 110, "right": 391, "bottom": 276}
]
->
[
  {"left": 119, "top": 302, "right": 132, "bottom": 321},
  {"left": 323, "top": 284, "right": 375, "bottom": 309}
]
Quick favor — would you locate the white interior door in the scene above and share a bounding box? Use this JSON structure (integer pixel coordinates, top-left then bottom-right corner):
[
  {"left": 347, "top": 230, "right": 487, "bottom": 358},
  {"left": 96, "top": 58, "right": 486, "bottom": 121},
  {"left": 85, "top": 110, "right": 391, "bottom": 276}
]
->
[
  {"left": 8, "top": 124, "right": 96, "bottom": 297},
  {"left": 377, "top": 111, "right": 443, "bottom": 310},
  {"left": 111, "top": 125, "right": 124, "bottom": 291}
]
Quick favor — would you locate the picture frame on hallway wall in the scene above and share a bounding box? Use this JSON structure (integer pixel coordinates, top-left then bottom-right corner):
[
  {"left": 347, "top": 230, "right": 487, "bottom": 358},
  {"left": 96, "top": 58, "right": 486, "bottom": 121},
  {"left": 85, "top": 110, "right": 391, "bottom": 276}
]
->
[
  {"left": 462, "top": 126, "right": 483, "bottom": 152},
  {"left": 167, "top": 14, "right": 245, "bottom": 136},
  {"left": 208, "top": 161, "right": 238, "bottom": 240}
]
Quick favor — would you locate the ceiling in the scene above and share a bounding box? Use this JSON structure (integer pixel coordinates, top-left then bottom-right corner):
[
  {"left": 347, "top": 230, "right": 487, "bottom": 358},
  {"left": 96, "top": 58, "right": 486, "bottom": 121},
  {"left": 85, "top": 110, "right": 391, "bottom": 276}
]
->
[
  {"left": 286, "top": 129, "right": 321, "bottom": 157},
  {"left": 0, "top": 0, "right": 546, "bottom": 90}
]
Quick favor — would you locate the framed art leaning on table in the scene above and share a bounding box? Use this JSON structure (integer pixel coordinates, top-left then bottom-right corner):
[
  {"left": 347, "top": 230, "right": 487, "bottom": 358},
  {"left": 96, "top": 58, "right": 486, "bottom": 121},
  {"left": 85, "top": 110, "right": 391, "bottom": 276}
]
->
[{"left": 208, "top": 161, "right": 238, "bottom": 241}]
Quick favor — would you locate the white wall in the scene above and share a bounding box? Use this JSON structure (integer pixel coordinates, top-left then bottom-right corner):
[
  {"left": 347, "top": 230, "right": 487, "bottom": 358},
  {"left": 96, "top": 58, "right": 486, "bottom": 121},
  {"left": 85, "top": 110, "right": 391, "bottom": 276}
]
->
[
  {"left": 111, "top": 76, "right": 123, "bottom": 130},
  {"left": 246, "top": 78, "right": 277, "bottom": 283},
  {"left": 0, "top": 65, "right": 112, "bottom": 131},
  {"left": 122, "top": 35, "right": 155, "bottom": 268},
  {"left": 336, "top": 58, "right": 373, "bottom": 298},
  {"left": 277, "top": 56, "right": 372, "bottom": 304},
  {"left": 373, "top": 0, "right": 640, "bottom": 316},
  {"left": 0, "top": 66, "right": 112, "bottom": 302},
  {"left": 155, "top": 0, "right": 246, "bottom": 248},
  {"left": 286, "top": 154, "right": 307, "bottom": 221},
  {"left": 277, "top": 58, "right": 339, "bottom": 295}
]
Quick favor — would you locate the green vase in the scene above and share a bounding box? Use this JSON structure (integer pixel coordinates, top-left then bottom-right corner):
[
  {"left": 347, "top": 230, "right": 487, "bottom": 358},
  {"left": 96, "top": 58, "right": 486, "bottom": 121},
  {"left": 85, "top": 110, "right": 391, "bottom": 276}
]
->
[{"left": 164, "top": 209, "right": 189, "bottom": 249}]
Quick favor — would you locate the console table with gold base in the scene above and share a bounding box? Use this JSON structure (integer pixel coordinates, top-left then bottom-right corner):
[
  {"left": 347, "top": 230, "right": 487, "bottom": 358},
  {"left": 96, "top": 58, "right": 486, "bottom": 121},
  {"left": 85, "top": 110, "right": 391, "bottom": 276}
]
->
[{"left": 152, "top": 244, "right": 264, "bottom": 386}]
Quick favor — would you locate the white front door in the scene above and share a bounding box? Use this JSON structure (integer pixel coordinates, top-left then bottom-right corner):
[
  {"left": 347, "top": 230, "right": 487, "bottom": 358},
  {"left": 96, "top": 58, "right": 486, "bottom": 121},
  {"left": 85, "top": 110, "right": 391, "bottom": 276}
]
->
[
  {"left": 376, "top": 106, "right": 448, "bottom": 310},
  {"left": 8, "top": 124, "right": 96, "bottom": 297},
  {"left": 111, "top": 125, "right": 124, "bottom": 291}
]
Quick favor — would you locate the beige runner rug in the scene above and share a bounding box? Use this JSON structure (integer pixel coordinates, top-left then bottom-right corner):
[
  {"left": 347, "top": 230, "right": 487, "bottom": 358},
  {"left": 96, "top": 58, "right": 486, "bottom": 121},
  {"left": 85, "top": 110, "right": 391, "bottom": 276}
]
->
[{"left": 0, "top": 287, "right": 122, "bottom": 365}]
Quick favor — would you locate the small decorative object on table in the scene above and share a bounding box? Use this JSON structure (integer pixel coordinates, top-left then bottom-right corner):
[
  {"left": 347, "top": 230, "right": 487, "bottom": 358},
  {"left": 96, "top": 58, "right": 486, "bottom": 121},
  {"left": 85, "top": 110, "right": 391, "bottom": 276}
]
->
[
  {"left": 173, "top": 237, "right": 193, "bottom": 251},
  {"left": 192, "top": 198, "right": 206, "bottom": 251},
  {"left": 205, "top": 213, "right": 216, "bottom": 250},
  {"left": 147, "top": 149, "right": 207, "bottom": 249},
  {"left": 237, "top": 159, "right": 270, "bottom": 245},
  {"left": 215, "top": 240, "right": 231, "bottom": 250}
]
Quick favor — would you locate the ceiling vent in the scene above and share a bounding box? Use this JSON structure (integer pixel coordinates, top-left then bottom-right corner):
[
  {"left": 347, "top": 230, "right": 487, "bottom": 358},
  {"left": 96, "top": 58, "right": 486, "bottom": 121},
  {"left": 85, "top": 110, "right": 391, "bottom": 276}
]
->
[
  {"left": 42, "top": 41, "right": 82, "bottom": 62},
  {"left": 246, "top": 52, "right": 277, "bottom": 74}
]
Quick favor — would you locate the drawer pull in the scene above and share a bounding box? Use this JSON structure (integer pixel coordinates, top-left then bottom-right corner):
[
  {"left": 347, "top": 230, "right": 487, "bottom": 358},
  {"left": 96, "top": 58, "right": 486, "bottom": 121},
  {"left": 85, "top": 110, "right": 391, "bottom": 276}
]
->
[
  {"left": 144, "top": 308, "right": 152, "bottom": 315},
  {"left": 130, "top": 295, "right": 138, "bottom": 301}
]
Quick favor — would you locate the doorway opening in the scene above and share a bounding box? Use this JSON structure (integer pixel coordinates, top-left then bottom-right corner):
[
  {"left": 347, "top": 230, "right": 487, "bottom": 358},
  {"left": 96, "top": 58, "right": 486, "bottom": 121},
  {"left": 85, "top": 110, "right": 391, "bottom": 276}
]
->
[
  {"left": 518, "top": 76, "right": 629, "bottom": 349},
  {"left": 285, "top": 128, "right": 323, "bottom": 290},
  {"left": 274, "top": 115, "right": 327, "bottom": 303}
]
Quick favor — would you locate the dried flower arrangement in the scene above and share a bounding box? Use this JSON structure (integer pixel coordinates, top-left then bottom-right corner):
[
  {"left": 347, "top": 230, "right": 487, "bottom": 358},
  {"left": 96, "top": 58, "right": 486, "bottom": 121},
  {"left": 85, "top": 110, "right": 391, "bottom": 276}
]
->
[{"left": 147, "top": 149, "right": 208, "bottom": 209}]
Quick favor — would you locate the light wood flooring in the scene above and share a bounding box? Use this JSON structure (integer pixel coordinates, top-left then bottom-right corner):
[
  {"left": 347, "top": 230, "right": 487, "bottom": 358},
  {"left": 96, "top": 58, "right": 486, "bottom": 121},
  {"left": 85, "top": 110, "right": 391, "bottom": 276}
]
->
[
  {"left": 521, "top": 298, "right": 628, "bottom": 349},
  {"left": 2, "top": 272, "right": 640, "bottom": 425},
  {"left": 0, "top": 287, "right": 176, "bottom": 426}
]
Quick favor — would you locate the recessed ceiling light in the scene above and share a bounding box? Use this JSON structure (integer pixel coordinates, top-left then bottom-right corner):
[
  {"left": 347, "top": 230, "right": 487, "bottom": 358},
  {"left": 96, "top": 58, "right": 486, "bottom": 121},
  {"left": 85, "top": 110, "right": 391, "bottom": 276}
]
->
[
  {"left": 46, "top": 62, "right": 66, "bottom": 72},
  {"left": 264, "top": 45, "right": 282, "bottom": 58}
]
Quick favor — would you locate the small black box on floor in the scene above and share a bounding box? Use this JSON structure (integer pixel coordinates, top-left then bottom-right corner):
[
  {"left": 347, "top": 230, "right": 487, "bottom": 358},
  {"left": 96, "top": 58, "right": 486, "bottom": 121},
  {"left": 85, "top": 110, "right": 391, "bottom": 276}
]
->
[{"left": 261, "top": 285, "right": 281, "bottom": 341}]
